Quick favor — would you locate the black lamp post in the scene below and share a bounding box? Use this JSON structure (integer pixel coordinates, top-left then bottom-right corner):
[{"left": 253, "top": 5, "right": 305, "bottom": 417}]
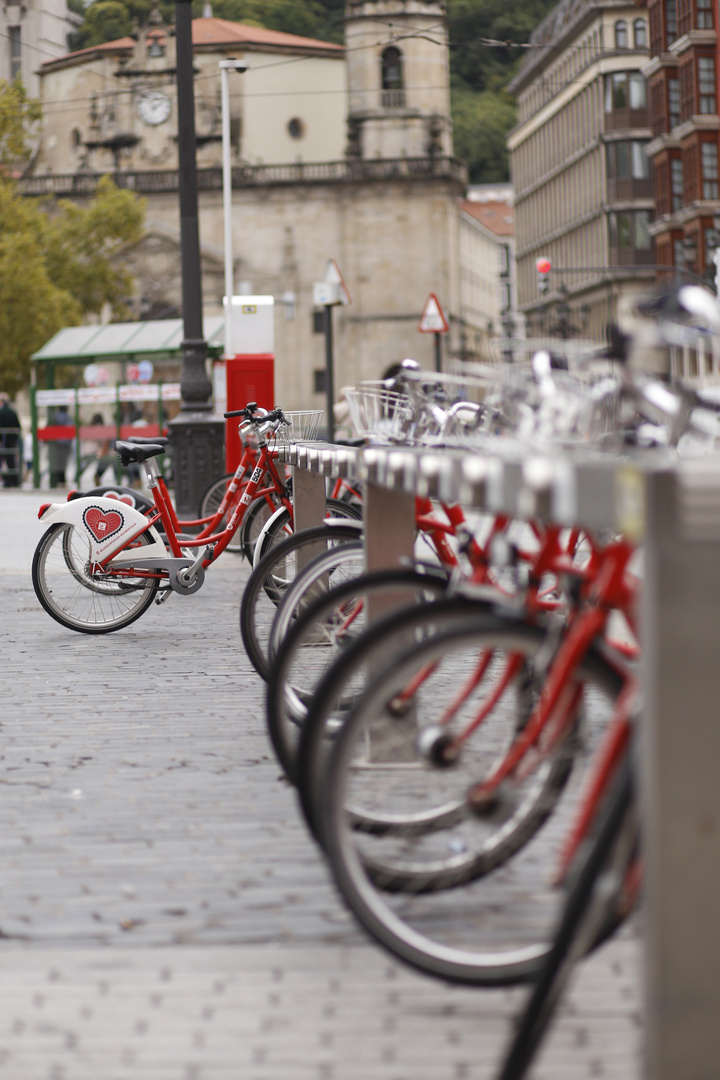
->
[{"left": 169, "top": 0, "right": 224, "bottom": 516}]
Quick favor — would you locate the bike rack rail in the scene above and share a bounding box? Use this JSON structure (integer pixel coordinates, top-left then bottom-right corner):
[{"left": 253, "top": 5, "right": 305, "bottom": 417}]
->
[{"left": 281, "top": 437, "right": 720, "bottom": 1080}]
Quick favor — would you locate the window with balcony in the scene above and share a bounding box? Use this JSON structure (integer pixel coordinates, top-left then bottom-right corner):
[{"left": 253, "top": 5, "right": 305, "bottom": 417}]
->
[
  {"left": 633, "top": 19, "right": 648, "bottom": 47},
  {"left": 697, "top": 0, "right": 714, "bottom": 29},
  {"left": 669, "top": 77, "right": 681, "bottom": 127},
  {"left": 605, "top": 71, "right": 647, "bottom": 110},
  {"left": 606, "top": 140, "right": 651, "bottom": 179},
  {"left": 671, "top": 157, "right": 684, "bottom": 210},
  {"left": 9, "top": 26, "right": 21, "bottom": 82},
  {"left": 701, "top": 141, "right": 719, "bottom": 198},
  {"left": 674, "top": 237, "right": 686, "bottom": 267},
  {"left": 604, "top": 72, "right": 648, "bottom": 129},
  {"left": 609, "top": 210, "right": 653, "bottom": 263},
  {"left": 615, "top": 20, "right": 629, "bottom": 48},
  {"left": 649, "top": 1, "right": 663, "bottom": 55},
  {"left": 698, "top": 57, "right": 716, "bottom": 113},
  {"left": 381, "top": 47, "right": 405, "bottom": 108},
  {"left": 666, "top": 0, "right": 678, "bottom": 44},
  {"left": 607, "top": 140, "right": 652, "bottom": 199}
]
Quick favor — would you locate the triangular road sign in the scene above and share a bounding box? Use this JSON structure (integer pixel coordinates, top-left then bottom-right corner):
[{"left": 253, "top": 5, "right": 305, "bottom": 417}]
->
[
  {"left": 419, "top": 292, "right": 449, "bottom": 333},
  {"left": 323, "top": 259, "right": 351, "bottom": 305}
]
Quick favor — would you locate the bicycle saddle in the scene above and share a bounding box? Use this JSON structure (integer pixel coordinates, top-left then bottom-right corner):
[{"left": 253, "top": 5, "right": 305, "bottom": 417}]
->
[
  {"left": 113, "top": 440, "right": 165, "bottom": 465},
  {"left": 127, "top": 436, "right": 169, "bottom": 447}
]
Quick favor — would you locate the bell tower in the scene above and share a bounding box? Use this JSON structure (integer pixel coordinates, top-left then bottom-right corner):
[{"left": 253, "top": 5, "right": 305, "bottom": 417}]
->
[{"left": 344, "top": 0, "right": 452, "bottom": 160}]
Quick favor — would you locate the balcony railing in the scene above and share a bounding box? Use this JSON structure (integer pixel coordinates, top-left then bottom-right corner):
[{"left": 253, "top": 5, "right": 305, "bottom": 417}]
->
[
  {"left": 607, "top": 177, "right": 654, "bottom": 200},
  {"left": 605, "top": 107, "right": 651, "bottom": 131},
  {"left": 18, "top": 157, "right": 467, "bottom": 197},
  {"left": 381, "top": 89, "right": 406, "bottom": 108}
]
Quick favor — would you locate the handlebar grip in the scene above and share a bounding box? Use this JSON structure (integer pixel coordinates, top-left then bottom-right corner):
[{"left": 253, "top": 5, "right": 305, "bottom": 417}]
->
[{"left": 224, "top": 401, "right": 259, "bottom": 419}]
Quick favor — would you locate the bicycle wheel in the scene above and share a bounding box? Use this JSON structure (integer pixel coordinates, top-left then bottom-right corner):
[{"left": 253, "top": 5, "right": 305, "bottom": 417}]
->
[
  {"left": 319, "top": 615, "right": 626, "bottom": 986},
  {"left": 497, "top": 755, "right": 636, "bottom": 1079},
  {"left": 252, "top": 497, "right": 362, "bottom": 566},
  {"left": 239, "top": 521, "right": 364, "bottom": 680},
  {"left": 237, "top": 493, "right": 282, "bottom": 563},
  {"left": 267, "top": 565, "right": 449, "bottom": 783},
  {"left": 198, "top": 472, "right": 250, "bottom": 555},
  {"left": 33, "top": 522, "right": 160, "bottom": 634},
  {"left": 295, "top": 595, "right": 495, "bottom": 844}
]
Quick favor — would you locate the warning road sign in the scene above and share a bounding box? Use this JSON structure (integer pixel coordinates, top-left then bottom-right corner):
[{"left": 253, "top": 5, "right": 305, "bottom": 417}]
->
[{"left": 419, "top": 293, "right": 449, "bottom": 333}]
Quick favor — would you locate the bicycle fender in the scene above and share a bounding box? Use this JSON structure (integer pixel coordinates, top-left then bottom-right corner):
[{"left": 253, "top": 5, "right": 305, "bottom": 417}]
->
[{"left": 38, "top": 497, "right": 166, "bottom": 563}]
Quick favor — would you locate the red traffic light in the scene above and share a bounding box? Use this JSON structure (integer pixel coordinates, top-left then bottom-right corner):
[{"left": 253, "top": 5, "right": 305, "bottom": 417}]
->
[{"left": 536, "top": 257, "right": 551, "bottom": 274}]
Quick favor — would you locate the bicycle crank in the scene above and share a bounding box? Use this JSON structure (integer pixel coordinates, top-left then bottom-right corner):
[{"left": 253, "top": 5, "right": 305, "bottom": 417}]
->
[{"left": 173, "top": 545, "right": 215, "bottom": 595}]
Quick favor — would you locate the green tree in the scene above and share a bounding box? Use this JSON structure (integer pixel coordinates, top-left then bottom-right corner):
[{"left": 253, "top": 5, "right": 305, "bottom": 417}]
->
[
  {"left": 0, "top": 177, "right": 145, "bottom": 396},
  {"left": 451, "top": 87, "right": 517, "bottom": 183},
  {"left": 0, "top": 80, "right": 41, "bottom": 169}
]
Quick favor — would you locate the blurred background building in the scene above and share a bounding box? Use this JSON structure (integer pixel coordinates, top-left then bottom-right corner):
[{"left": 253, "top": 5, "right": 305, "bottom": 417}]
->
[
  {"left": 508, "top": 0, "right": 655, "bottom": 345},
  {"left": 18, "top": 1, "right": 517, "bottom": 408},
  {"left": 644, "top": 0, "right": 720, "bottom": 282}
]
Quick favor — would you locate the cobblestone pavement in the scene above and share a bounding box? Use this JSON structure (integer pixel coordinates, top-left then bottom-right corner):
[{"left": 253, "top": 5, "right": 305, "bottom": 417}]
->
[{"left": 0, "top": 490, "right": 642, "bottom": 1079}]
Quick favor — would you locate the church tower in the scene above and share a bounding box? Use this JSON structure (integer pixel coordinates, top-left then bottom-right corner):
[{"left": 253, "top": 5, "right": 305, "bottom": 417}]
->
[{"left": 344, "top": 0, "right": 453, "bottom": 160}]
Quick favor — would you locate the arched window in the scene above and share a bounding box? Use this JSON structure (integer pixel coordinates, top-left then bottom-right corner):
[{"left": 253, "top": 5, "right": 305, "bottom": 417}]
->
[
  {"left": 633, "top": 19, "right": 647, "bottom": 47},
  {"left": 615, "top": 20, "right": 628, "bottom": 48},
  {"left": 381, "top": 47, "right": 405, "bottom": 107}
]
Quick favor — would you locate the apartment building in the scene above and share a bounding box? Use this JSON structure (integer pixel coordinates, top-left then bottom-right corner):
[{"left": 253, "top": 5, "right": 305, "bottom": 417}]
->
[
  {"left": 644, "top": 0, "right": 720, "bottom": 278},
  {"left": 508, "top": 0, "right": 654, "bottom": 343}
]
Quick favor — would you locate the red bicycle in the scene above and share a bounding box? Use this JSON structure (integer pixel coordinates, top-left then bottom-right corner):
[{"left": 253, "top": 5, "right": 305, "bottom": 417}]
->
[{"left": 32, "top": 406, "right": 358, "bottom": 634}]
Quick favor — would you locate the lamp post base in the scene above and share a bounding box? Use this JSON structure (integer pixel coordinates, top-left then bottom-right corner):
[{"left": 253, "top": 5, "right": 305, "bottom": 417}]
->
[{"left": 168, "top": 411, "right": 225, "bottom": 519}]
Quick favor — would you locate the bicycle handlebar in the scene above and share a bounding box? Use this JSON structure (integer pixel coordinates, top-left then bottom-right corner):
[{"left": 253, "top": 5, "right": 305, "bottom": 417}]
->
[{"left": 224, "top": 402, "right": 261, "bottom": 419}]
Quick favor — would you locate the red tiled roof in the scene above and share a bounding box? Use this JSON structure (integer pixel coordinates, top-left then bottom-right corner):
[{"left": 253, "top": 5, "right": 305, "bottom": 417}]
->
[
  {"left": 461, "top": 200, "right": 514, "bottom": 238},
  {"left": 192, "top": 17, "right": 343, "bottom": 52},
  {"left": 42, "top": 17, "right": 343, "bottom": 67}
]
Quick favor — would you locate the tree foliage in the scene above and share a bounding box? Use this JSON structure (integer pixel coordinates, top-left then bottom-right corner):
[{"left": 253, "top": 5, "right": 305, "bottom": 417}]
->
[
  {"left": 0, "top": 177, "right": 145, "bottom": 396},
  {"left": 68, "top": 0, "right": 558, "bottom": 181},
  {"left": 0, "top": 80, "right": 41, "bottom": 170}
]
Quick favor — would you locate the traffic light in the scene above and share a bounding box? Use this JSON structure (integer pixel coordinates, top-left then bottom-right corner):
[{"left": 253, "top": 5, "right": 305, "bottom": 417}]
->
[{"left": 536, "top": 257, "right": 551, "bottom": 295}]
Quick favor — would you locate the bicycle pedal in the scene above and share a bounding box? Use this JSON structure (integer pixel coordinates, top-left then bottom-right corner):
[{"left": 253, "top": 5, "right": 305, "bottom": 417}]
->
[{"left": 155, "top": 588, "right": 173, "bottom": 605}]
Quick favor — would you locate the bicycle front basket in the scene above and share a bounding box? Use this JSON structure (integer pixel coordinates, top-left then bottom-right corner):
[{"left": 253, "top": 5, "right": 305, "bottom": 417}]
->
[
  {"left": 275, "top": 409, "right": 324, "bottom": 443},
  {"left": 344, "top": 382, "right": 412, "bottom": 442}
]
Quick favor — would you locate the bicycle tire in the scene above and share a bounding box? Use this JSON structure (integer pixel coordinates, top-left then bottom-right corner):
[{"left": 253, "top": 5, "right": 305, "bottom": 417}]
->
[
  {"left": 266, "top": 541, "right": 367, "bottom": 663},
  {"left": 252, "top": 497, "right": 362, "bottom": 567},
  {"left": 239, "top": 521, "right": 364, "bottom": 680},
  {"left": 266, "top": 563, "right": 449, "bottom": 782},
  {"left": 496, "top": 755, "right": 636, "bottom": 1079},
  {"left": 198, "top": 472, "right": 249, "bottom": 555},
  {"left": 319, "top": 614, "right": 626, "bottom": 986},
  {"left": 32, "top": 522, "right": 160, "bottom": 634},
  {"left": 295, "top": 595, "right": 496, "bottom": 844},
  {"left": 237, "top": 492, "right": 282, "bottom": 563}
]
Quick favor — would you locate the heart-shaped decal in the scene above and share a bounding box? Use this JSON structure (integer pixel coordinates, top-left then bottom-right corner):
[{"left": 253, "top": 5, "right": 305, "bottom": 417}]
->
[
  {"left": 83, "top": 505, "right": 124, "bottom": 544},
  {"left": 104, "top": 491, "right": 135, "bottom": 507}
]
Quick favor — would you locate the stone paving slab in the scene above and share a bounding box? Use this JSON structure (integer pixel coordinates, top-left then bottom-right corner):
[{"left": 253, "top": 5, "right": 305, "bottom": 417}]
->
[{"left": 0, "top": 491, "right": 642, "bottom": 1079}]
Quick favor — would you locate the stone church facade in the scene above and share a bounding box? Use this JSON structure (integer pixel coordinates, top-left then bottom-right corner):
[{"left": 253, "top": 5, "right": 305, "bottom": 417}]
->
[{"left": 21, "top": 2, "right": 509, "bottom": 409}]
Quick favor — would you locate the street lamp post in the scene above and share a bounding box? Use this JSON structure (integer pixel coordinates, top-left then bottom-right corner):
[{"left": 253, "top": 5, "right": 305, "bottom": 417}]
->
[
  {"left": 169, "top": 0, "right": 224, "bottom": 516},
  {"left": 220, "top": 57, "right": 247, "bottom": 362}
]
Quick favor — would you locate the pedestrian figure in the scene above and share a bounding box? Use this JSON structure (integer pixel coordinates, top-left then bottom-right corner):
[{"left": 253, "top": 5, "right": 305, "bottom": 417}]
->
[
  {"left": 0, "top": 392, "right": 21, "bottom": 488},
  {"left": 89, "top": 413, "right": 116, "bottom": 486},
  {"left": 48, "top": 404, "right": 73, "bottom": 487}
]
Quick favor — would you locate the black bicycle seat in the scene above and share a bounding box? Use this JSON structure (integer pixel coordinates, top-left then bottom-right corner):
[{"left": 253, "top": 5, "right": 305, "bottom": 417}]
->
[
  {"left": 127, "top": 436, "right": 169, "bottom": 447},
  {"left": 113, "top": 441, "right": 165, "bottom": 466}
]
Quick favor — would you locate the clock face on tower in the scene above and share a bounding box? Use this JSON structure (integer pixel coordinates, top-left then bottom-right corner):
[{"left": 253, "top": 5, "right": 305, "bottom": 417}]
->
[{"left": 137, "top": 90, "right": 171, "bottom": 126}]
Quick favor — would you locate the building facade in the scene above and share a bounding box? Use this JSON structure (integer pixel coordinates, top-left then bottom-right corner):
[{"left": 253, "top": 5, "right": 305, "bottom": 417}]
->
[
  {"left": 1, "top": 0, "right": 77, "bottom": 97},
  {"left": 644, "top": 0, "right": 720, "bottom": 280},
  {"left": 18, "top": 2, "right": 514, "bottom": 409},
  {"left": 508, "top": 0, "right": 654, "bottom": 344}
]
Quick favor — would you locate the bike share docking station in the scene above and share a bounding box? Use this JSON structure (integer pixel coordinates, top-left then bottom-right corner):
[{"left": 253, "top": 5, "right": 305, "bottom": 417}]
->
[{"left": 277, "top": 436, "right": 720, "bottom": 1080}]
